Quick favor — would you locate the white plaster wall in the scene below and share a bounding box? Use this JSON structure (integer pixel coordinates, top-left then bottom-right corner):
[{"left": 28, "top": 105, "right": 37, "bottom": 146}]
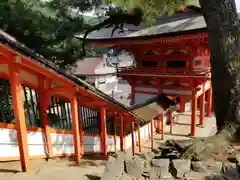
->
[
  {"left": 124, "top": 123, "right": 155, "bottom": 150},
  {"left": 107, "top": 137, "right": 120, "bottom": 152},
  {"left": 0, "top": 128, "right": 121, "bottom": 159},
  {"left": 0, "top": 128, "right": 46, "bottom": 158},
  {"left": 83, "top": 135, "right": 101, "bottom": 153},
  {"left": 0, "top": 120, "right": 155, "bottom": 159}
]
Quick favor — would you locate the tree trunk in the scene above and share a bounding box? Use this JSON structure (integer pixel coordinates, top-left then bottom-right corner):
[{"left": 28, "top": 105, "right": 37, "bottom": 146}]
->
[{"left": 199, "top": 0, "right": 240, "bottom": 133}]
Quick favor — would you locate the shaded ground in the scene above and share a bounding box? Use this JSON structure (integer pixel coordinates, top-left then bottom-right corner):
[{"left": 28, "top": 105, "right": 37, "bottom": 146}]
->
[
  {"left": 0, "top": 133, "right": 192, "bottom": 180},
  {"left": 0, "top": 155, "right": 107, "bottom": 180}
]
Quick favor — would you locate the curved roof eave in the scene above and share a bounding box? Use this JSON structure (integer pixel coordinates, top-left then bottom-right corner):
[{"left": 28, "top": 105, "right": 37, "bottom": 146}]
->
[{"left": 85, "top": 27, "right": 208, "bottom": 45}]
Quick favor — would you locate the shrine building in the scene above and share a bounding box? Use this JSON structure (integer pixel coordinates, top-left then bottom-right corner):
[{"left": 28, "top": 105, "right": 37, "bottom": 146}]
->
[{"left": 83, "top": 6, "right": 214, "bottom": 137}]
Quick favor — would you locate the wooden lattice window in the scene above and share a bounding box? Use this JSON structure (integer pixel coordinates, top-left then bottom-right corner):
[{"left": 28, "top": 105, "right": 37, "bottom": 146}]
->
[
  {"left": 0, "top": 78, "right": 42, "bottom": 127},
  {"left": 80, "top": 107, "right": 100, "bottom": 133},
  {"left": 47, "top": 96, "right": 72, "bottom": 130}
]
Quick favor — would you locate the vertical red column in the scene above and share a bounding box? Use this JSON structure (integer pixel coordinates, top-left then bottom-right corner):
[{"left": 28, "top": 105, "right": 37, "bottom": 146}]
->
[
  {"left": 180, "top": 97, "right": 185, "bottom": 112},
  {"left": 199, "top": 84, "right": 206, "bottom": 126},
  {"left": 119, "top": 115, "right": 124, "bottom": 151},
  {"left": 71, "top": 93, "right": 81, "bottom": 164},
  {"left": 160, "top": 113, "right": 164, "bottom": 140},
  {"left": 150, "top": 119, "right": 154, "bottom": 150},
  {"left": 191, "top": 92, "right": 197, "bottom": 136},
  {"left": 169, "top": 111, "right": 173, "bottom": 134},
  {"left": 207, "top": 87, "right": 213, "bottom": 117},
  {"left": 113, "top": 115, "right": 117, "bottom": 153},
  {"left": 131, "top": 121, "right": 135, "bottom": 156},
  {"left": 123, "top": 119, "right": 126, "bottom": 150},
  {"left": 39, "top": 78, "right": 53, "bottom": 158},
  {"left": 137, "top": 120, "right": 141, "bottom": 153},
  {"left": 9, "top": 64, "right": 29, "bottom": 172},
  {"left": 78, "top": 105, "right": 84, "bottom": 156},
  {"left": 100, "top": 107, "right": 107, "bottom": 160}
]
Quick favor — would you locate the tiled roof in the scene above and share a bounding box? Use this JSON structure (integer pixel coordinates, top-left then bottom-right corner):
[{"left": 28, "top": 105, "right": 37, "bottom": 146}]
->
[
  {"left": 73, "top": 58, "right": 103, "bottom": 75},
  {"left": 82, "top": 11, "right": 205, "bottom": 41}
]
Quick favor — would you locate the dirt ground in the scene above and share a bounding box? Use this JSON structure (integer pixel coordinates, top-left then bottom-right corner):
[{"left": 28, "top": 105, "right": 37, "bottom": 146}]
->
[{"left": 0, "top": 134, "right": 190, "bottom": 180}]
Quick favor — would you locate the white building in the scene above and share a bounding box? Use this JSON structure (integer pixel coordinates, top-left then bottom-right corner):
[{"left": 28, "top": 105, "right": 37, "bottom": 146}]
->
[{"left": 73, "top": 52, "right": 133, "bottom": 106}]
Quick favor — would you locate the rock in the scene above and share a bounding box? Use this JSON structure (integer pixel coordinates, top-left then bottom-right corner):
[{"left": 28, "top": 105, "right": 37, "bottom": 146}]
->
[
  {"left": 184, "top": 171, "right": 206, "bottom": 180},
  {"left": 172, "top": 159, "right": 191, "bottom": 179},
  {"left": 191, "top": 161, "right": 209, "bottom": 173},
  {"left": 118, "top": 173, "right": 134, "bottom": 180},
  {"left": 101, "top": 155, "right": 124, "bottom": 180},
  {"left": 142, "top": 151, "right": 155, "bottom": 161},
  {"left": 191, "top": 160, "right": 222, "bottom": 174},
  {"left": 107, "top": 156, "right": 116, "bottom": 164},
  {"left": 172, "top": 140, "right": 194, "bottom": 151},
  {"left": 236, "top": 153, "right": 240, "bottom": 163},
  {"left": 151, "top": 159, "right": 170, "bottom": 178},
  {"left": 151, "top": 158, "right": 169, "bottom": 167},
  {"left": 125, "top": 159, "right": 145, "bottom": 178},
  {"left": 165, "top": 150, "right": 181, "bottom": 159},
  {"left": 149, "top": 167, "right": 173, "bottom": 180},
  {"left": 222, "top": 162, "right": 240, "bottom": 180},
  {"left": 205, "top": 175, "right": 226, "bottom": 180},
  {"left": 116, "top": 151, "right": 127, "bottom": 162}
]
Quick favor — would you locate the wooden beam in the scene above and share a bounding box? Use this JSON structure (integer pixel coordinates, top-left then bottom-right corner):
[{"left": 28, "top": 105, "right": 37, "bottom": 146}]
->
[
  {"left": 0, "top": 45, "right": 70, "bottom": 86},
  {"left": 49, "top": 86, "right": 74, "bottom": 96},
  {"left": 113, "top": 116, "right": 117, "bottom": 153},
  {"left": 131, "top": 121, "right": 135, "bottom": 156},
  {"left": 90, "top": 32, "right": 208, "bottom": 46},
  {"left": 39, "top": 77, "right": 53, "bottom": 158},
  {"left": 191, "top": 92, "right": 197, "bottom": 136},
  {"left": 100, "top": 106, "right": 108, "bottom": 160},
  {"left": 199, "top": 84, "right": 206, "bottom": 126},
  {"left": 9, "top": 64, "right": 29, "bottom": 172},
  {"left": 119, "top": 115, "right": 124, "bottom": 151},
  {"left": 71, "top": 93, "right": 82, "bottom": 164},
  {"left": 137, "top": 120, "right": 141, "bottom": 153},
  {"left": 150, "top": 119, "right": 154, "bottom": 150}
]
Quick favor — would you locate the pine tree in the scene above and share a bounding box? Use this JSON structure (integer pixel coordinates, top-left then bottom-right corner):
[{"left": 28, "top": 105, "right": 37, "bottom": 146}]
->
[{"left": 0, "top": 0, "right": 101, "bottom": 69}]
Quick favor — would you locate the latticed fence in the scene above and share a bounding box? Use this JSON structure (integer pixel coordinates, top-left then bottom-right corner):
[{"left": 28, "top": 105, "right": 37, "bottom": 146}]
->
[{"left": 0, "top": 78, "right": 114, "bottom": 134}]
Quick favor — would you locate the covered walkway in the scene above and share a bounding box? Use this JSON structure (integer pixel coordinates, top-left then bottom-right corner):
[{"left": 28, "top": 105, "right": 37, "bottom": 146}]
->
[{"left": 0, "top": 29, "right": 143, "bottom": 172}]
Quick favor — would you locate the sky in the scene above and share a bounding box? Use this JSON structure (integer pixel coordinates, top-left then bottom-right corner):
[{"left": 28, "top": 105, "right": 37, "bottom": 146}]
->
[{"left": 236, "top": 0, "right": 240, "bottom": 12}]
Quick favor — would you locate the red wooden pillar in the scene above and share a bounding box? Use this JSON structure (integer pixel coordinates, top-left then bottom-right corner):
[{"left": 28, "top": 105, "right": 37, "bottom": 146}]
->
[
  {"left": 9, "top": 64, "right": 29, "bottom": 172},
  {"left": 39, "top": 78, "right": 53, "bottom": 158},
  {"left": 191, "top": 92, "right": 197, "bottom": 136},
  {"left": 130, "top": 121, "right": 135, "bottom": 156},
  {"left": 199, "top": 84, "right": 206, "bottom": 126},
  {"left": 150, "top": 119, "right": 154, "bottom": 150},
  {"left": 130, "top": 85, "right": 135, "bottom": 105},
  {"left": 100, "top": 107, "right": 108, "bottom": 159},
  {"left": 119, "top": 115, "right": 124, "bottom": 151},
  {"left": 180, "top": 97, "right": 185, "bottom": 112},
  {"left": 113, "top": 116, "right": 117, "bottom": 153},
  {"left": 123, "top": 119, "right": 126, "bottom": 150},
  {"left": 169, "top": 111, "right": 173, "bottom": 134},
  {"left": 137, "top": 120, "right": 141, "bottom": 153},
  {"left": 207, "top": 87, "right": 213, "bottom": 117},
  {"left": 160, "top": 113, "right": 164, "bottom": 140},
  {"left": 71, "top": 93, "right": 82, "bottom": 164},
  {"left": 78, "top": 105, "right": 84, "bottom": 156}
]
